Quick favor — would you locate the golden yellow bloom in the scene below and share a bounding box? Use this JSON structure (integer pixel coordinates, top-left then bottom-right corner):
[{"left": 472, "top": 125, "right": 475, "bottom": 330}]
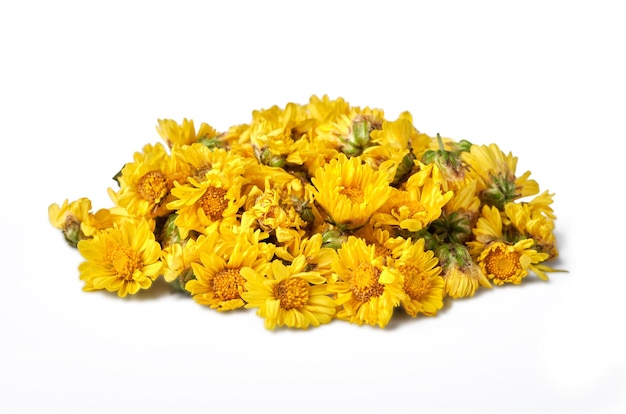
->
[
  {"left": 156, "top": 118, "right": 218, "bottom": 148},
  {"left": 437, "top": 244, "right": 491, "bottom": 298},
  {"left": 330, "top": 236, "right": 405, "bottom": 327},
  {"left": 171, "top": 144, "right": 255, "bottom": 184},
  {"left": 372, "top": 176, "right": 453, "bottom": 232},
  {"left": 505, "top": 200, "right": 558, "bottom": 259},
  {"left": 391, "top": 238, "right": 444, "bottom": 317},
  {"left": 365, "top": 114, "right": 415, "bottom": 181},
  {"left": 49, "top": 198, "right": 118, "bottom": 245},
  {"left": 477, "top": 239, "right": 549, "bottom": 285},
  {"left": 354, "top": 226, "right": 409, "bottom": 266},
  {"left": 185, "top": 227, "right": 273, "bottom": 311},
  {"left": 462, "top": 143, "right": 539, "bottom": 209},
  {"left": 274, "top": 233, "right": 338, "bottom": 279},
  {"left": 467, "top": 204, "right": 505, "bottom": 255},
  {"left": 77, "top": 220, "right": 162, "bottom": 297},
  {"left": 316, "top": 106, "right": 385, "bottom": 156},
  {"left": 309, "top": 154, "right": 392, "bottom": 230},
  {"left": 161, "top": 231, "right": 215, "bottom": 283},
  {"left": 306, "top": 94, "right": 351, "bottom": 124},
  {"left": 242, "top": 102, "right": 313, "bottom": 167},
  {"left": 114, "top": 143, "right": 180, "bottom": 219},
  {"left": 242, "top": 255, "right": 336, "bottom": 329},
  {"left": 243, "top": 179, "right": 308, "bottom": 234},
  {"left": 166, "top": 151, "right": 251, "bottom": 238}
]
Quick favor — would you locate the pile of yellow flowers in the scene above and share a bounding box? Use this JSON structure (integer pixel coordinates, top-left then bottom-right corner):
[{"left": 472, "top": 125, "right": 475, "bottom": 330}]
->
[{"left": 48, "top": 95, "right": 561, "bottom": 329}]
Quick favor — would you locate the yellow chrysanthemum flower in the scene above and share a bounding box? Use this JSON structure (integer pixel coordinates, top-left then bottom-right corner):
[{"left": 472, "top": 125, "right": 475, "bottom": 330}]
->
[
  {"left": 242, "top": 102, "right": 313, "bottom": 167},
  {"left": 274, "top": 233, "right": 338, "bottom": 279},
  {"left": 469, "top": 205, "right": 552, "bottom": 283},
  {"left": 437, "top": 244, "right": 491, "bottom": 299},
  {"left": 477, "top": 239, "right": 550, "bottom": 285},
  {"left": 243, "top": 179, "right": 308, "bottom": 234},
  {"left": 505, "top": 200, "right": 558, "bottom": 259},
  {"left": 462, "top": 143, "right": 539, "bottom": 209},
  {"left": 467, "top": 205, "right": 505, "bottom": 255},
  {"left": 242, "top": 255, "right": 336, "bottom": 330},
  {"left": 309, "top": 154, "right": 392, "bottom": 230},
  {"left": 354, "top": 226, "right": 410, "bottom": 266},
  {"left": 113, "top": 143, "right": 181, "bottom": 219},
  {"left": 316, "top": 106, "right": 385, "bottom": 157},
  {"left": 330, "top": 236, "right": 405, "bottom": 327},
  {"left": 372, "top": 175, "right": 453, "bottom": 232},
  {"left": 390, "top": 238, "right": 445, "bottom": 317},
  {"left": 307, "top": 94, "right": 351, "bottom": 125},
  {"left": 161, "top": 230, "right": 217, "bottom": 284},
  {"left": 365, "top": 112, "right": 430, "bottom": 185},
  {"left": 156, "top": 118, "right": 218, "bottom": 148},
  {"left": 49, "top": 198, "right": 118, "bottom": 246},
  {"left": 77, "top": 219, "right": 162, "bottom": 297},
  {"left": 186, "top": 240, "right": 272, "bottom": 311},
  {"left": 166, "top": 151, "right": 252, "bottom": 238},
  {"left": 167, "top": 175, "right": 246, "bottom": 239}
]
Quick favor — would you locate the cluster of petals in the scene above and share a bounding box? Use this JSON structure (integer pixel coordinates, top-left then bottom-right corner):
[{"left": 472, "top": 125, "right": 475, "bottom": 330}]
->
[{"left": 49, "top": 95, "right": 562, "bottom": 329}]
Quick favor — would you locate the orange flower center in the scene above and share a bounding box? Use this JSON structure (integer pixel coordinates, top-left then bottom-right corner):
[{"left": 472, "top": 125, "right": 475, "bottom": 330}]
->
[
  {"left": 394, "top": 201, "right": 425, "bottom": 217},
  {"left": 198, "top": 186, "right": 229, "bottom": 220},
  {"left": 137, "top": 171, "right": 169, "bottom": 203},
  {"left": 350, "top": 263, "right": 384, "bottom": 302},
  {"left": 398, "top": 263, "right": 429, "bottom": 300},
  {"left": 339, "top": 186, "right": 364, "bottom": 203},
  {"left": 484, "top": 246, "right": 521, "bottom": 279},
  {"left": 275, "top": 277, "right": 310, "bottom": 310},
  {"left": 212, "top": 267, "right": 245, "bottom": 301},
  {"left": 110, "top": 247, "right": 143, "bottom": 281},
  {"left": 373, "top": 243, "right": 392, "bottom": 259}
]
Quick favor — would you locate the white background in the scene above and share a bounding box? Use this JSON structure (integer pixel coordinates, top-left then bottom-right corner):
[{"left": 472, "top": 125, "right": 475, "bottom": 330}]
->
[{"left": 1, "top": 1, "right": 624, "bottom": 413}]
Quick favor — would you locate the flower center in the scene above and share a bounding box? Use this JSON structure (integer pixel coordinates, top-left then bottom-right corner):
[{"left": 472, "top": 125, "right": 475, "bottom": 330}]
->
[
  {"left": 198, "top": 186, "right": 229, "bottom": 220},
  {"left": 275, "top": 277, "right": 310, "bottom": 310},
  {"left": 350, "top": 263, "right": 384, "bottom": 302},
  {"left": 137, "top": 171, "right": 169, "bottom": 203},
  {"left": 398, "top": 263, "right": 428, "bottom": 300},
  {"left": 402, "top": 201, "right": 425, "bottom": 217},
  {"left": 339, "top": 186, "right": 364, "bottom": 203},
  {"left": 110, "top": 247, "right": 143, "bottom": 281},
  {"left": 212, "top": 267, "right": 245, "bottom": 301},
  {"left": 484, "top": 246, "right": 521, "bottom": 279},
  {"left": 373, "top": 243, "right": 391, "bottom": 259}
]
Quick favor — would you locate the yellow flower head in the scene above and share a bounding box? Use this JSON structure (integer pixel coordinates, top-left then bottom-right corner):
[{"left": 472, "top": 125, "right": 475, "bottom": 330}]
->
[
  {"left": 185, "top": 227, "right": 274, "bottom": 311},
  {"left": 505, "top": 199, "right": 558, "bottom": 259},
  {"left": 316, "top": 106, "right": 385, "bottom": 157},
  {"left": 77, "top": 219, "right": 162, "bottom": 297},
  {"left": 366, "top": 112, "right": 425, "bottom": 184},
  {"left": 469, "top": 203, "right": 559, "bottom": 277},
  {"left": 242, "top": 255, "right": 336, "bottom": 330},
  {"left": 354, "top": 226, "right": 410, "bottom": 267},
  {"left": 244, "top": 179, "right": 308, "bottom": 234},
  {"left": 274, "top": 233, "right": 338, "bottom": 279},
  {"left": 49, "top": 198, "right": 118, "bottom": 246},
  {"left": 372, "top": 176, "right": 453, "bottom": 232},
  {"left": 156, "top": 118, "right": 218, "bottom": 148},
  {"left": 467, "top": 204, "right": 505, "bottom": 255},
  {"left": 330, "top": 236, "right": 405, "bottom": 327},
  {"left": 477, "top": 239, "right": 549, "bottom": 285},
  {"left": 161, "top": 232, "right": 215, "bottom": 283},
  {"left": 437, "top": 244, "right": 491, "bottom": 299},
  {"left": 390, "top": 238, "right": 445, "bottom": 317},
  {"left": 309, "top": 154, "right": 392, "bottom": 230},
  {"left": 166, "top": 150, "right": 251, "bottom": 238},
  {"left": 243, "top": 102, "right": 313, "bottom": 167},
  {"left": 462, "top": 143, "right": 539, "bottom": 209},
  {"left": 114, "top": 143, "right": 180, "bottom": 219}
]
